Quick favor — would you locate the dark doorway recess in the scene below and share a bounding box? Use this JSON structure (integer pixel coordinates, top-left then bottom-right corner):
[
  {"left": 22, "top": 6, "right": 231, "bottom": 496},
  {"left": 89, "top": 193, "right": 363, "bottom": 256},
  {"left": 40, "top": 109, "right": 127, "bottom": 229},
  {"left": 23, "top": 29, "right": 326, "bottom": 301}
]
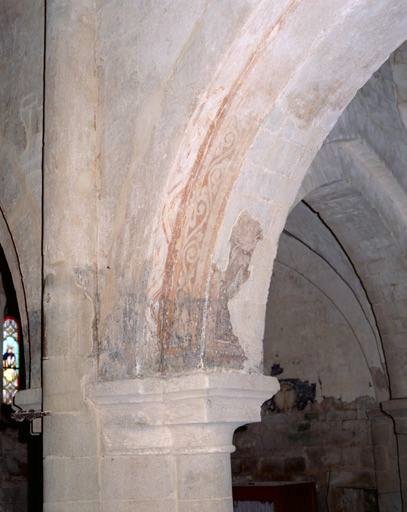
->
[{"left": 0, "top": 244, "right": 42, "bottom": 512}]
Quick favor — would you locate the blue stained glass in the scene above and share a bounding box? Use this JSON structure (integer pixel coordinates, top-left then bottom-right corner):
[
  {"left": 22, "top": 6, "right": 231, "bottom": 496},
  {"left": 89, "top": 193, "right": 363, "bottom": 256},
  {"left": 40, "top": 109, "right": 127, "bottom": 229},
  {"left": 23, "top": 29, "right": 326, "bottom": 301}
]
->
[{"left": 2, "top": 317, "right": 19, "bottom": 405}]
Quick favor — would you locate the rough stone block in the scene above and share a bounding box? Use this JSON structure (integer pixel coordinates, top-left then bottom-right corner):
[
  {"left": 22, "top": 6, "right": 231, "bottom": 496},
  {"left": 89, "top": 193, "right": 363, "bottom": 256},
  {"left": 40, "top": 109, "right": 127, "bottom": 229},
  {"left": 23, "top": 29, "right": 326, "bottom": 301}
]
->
[
  {"left": 258, "top": 457, "right": 287, "bottom": 481},
  {"left": 285, "top": 456, "right": 306, "bottom": 473},
  {"left": 330, "top": 469, "right": 376, "bottom": 489},
  {"left": 378, "top": 491, "right": 402, "bottom": 512}
]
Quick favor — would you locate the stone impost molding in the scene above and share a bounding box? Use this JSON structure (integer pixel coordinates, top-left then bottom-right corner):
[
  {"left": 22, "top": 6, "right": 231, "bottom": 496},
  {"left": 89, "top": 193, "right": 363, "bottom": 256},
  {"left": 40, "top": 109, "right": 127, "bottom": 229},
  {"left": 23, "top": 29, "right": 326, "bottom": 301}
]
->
[
  {"left": 382, "top": 399, "right": 407, "bottom": 434},
  {"left": 87, "top": 372, "right": 279, "bottom": 456}
]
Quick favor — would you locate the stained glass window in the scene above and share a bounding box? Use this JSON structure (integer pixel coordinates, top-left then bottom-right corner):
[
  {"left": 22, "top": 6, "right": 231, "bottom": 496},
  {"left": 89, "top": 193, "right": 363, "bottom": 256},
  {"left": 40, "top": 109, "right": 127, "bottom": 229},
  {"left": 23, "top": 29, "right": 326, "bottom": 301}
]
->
[{"left": 2, "top": 316, "right": 19, "bottom": 405}]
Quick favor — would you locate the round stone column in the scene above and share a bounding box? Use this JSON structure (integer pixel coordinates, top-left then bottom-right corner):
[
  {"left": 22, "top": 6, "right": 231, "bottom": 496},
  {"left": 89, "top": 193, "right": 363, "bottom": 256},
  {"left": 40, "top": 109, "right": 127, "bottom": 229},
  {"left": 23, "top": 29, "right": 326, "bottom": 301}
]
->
[
  {"left": 88, "top": 372, "right": 279, "bottom": 512},
  {"left": 42, "top": 1, "right": 99, "bottom": 510}
]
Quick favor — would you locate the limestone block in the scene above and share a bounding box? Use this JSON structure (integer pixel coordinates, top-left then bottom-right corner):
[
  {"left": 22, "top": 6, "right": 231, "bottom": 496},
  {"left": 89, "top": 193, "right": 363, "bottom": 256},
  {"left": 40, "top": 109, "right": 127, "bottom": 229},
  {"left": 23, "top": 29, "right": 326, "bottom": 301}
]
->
[
  {"left": 177, "top": 452, "right": 231, "bottom": 500},
  {"left": 100, "top": 454, "right": 176, "bottom": 501},
  {"left": 100, "top": 500, "right": 177, "bottom": 512},
  {"left": 44, "top": 457, "right": 99, "bottom": 503},
  {"left": 43, "top": 412, "right": 97, "bottom": 457},
  {"left": 44, "top": 502, "right": 99, "bottom": 512},
  {"left": 43, "top": 356, "right": 88, "bottom": 413}
]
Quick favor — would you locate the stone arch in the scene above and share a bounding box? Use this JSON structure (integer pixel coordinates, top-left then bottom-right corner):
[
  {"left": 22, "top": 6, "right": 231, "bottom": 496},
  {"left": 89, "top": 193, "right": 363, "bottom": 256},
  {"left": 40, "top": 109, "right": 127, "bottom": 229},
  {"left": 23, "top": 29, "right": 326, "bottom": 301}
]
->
[
  {"left": 0, "top": 19, "right": 42, "bottom": 390},
  {"left": 147, "top": 0, "right": 407, "bottom": 374},
  {"left": 296, "top": 139, "right": 407, "bottom": 399},
  {"left": 267, "top": 202, "right": 388, "bottom": 403},
  {"left": 0, "top": 207, "right": 31, "bottom": 385},
  {"left": 391, "top": 40, "right": 407, "bottom": 130},
  {"left": 232, "top": 138, "right": 405, "bottom": 509}
]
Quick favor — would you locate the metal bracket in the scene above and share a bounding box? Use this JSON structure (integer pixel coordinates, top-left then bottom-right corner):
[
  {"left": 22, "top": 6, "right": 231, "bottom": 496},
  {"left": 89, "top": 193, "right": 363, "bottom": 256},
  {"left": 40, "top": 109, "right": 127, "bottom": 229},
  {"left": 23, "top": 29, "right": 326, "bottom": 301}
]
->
[
  {"left": 11, "top": 409, "right": 50, "bottom": 422},
  {"left": 11, "top": 389, "right": 45, "bottom": 435},
  {"left": 11, "top": 402, "right": 50, "bottom": 436}
]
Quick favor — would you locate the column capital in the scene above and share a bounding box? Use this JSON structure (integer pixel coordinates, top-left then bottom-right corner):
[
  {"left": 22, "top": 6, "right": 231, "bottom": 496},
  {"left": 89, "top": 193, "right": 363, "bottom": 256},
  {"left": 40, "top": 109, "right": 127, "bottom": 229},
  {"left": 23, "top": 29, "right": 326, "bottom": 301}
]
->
[
  {"left": 382, "top": 398, "right": 407, "bottom": 434},
  {"left": 87, "top": 371, "right": 279, "bottom": 455}
]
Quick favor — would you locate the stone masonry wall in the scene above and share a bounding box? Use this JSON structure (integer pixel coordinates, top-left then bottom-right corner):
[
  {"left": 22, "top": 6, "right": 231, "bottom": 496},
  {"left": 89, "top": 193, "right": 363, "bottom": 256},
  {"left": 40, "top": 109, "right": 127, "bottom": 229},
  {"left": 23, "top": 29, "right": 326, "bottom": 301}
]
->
[{"left": 232, "top": 397, "right": 378, "bottom": 512}]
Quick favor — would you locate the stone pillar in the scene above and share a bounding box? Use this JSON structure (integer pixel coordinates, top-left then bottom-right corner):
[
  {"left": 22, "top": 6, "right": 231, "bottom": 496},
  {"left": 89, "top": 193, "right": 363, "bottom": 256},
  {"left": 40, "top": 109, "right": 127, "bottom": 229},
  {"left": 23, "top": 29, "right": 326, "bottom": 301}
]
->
[
  {"left": 369, "top": 408, "right": 402, "bottom": 511},
  {"left": 42, "top": 1, "right": 99, "bottom": 510},
  {"left": 382, "top": 399, "right": 407, "bottom": 511},
  {"left": 88, "top": 372, "right": 278, "bottom": 512}
]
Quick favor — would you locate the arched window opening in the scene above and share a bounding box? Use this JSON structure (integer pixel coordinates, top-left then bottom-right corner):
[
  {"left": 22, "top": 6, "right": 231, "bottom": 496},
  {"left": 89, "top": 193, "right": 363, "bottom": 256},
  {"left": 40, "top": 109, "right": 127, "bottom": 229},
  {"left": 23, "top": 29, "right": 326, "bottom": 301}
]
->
[
  {"left": 0, "top": 244, "right": 25, "bottom": 410},
  {"left": 3, "top": 316, "right": 20, "bottom": 405}
]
